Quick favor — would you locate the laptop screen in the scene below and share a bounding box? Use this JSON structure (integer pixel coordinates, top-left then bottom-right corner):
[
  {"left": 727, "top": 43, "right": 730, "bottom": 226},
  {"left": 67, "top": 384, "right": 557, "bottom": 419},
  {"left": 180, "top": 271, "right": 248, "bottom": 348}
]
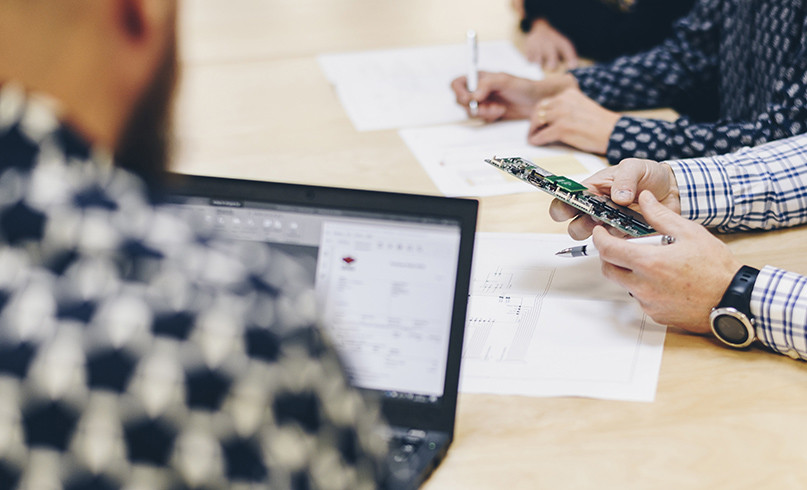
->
[{"left": 167, "top": 193, "right": 462, "bottom": 405}]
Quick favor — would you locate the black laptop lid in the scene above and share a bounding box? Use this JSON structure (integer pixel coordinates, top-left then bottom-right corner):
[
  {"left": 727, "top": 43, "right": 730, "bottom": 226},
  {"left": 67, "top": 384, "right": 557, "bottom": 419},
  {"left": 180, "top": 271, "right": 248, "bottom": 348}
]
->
[{"left": 161, "top": 174, "right": 477, "bottom": 435}]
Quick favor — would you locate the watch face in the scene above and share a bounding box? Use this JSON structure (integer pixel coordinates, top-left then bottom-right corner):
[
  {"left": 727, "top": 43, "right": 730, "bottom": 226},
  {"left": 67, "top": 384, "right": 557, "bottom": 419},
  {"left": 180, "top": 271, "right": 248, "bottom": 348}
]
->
[{"left": 714, "top": 314, "right": 751, "bottom": 345}]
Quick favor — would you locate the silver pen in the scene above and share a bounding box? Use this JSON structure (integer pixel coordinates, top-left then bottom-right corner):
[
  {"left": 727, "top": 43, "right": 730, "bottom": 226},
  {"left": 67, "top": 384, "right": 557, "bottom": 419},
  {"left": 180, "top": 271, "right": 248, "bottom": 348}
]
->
[
  {"left": 555, "top": 234, "right": 675, "bottom": 258},
  {"left": 467, "top": 29, "right": 479, "bottom": 117}
]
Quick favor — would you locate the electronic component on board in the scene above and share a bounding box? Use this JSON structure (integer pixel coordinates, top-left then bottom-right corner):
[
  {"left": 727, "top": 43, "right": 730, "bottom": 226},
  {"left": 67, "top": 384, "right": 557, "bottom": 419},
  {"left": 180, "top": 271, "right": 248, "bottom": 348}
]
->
[{"left": 485, "top": 156, "right": 656, "bottom": 237}]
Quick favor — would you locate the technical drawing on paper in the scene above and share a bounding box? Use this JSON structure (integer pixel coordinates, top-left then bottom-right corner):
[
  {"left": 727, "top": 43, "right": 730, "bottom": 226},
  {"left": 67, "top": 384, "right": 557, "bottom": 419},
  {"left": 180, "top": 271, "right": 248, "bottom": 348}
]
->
[
  {"left": 463, "top": 265, "right": 555, "bottom": 363},
  {"left": 460, "top": 233, "right": 666, "bottom": 402}
]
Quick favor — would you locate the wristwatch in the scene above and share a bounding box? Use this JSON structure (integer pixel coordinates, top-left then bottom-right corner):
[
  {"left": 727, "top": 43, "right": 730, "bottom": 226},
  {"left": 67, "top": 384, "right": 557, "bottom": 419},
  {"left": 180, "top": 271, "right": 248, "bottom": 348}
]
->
[{"left": 709, "top": 265, "right": 760, "bottom": 348}]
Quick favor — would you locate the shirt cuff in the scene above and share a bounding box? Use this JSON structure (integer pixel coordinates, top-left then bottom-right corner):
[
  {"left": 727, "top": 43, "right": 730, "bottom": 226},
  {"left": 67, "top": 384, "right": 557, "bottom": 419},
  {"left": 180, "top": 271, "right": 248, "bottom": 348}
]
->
[
  {"left": 752, "top": 265, "right": 807, "bottom": 361},
  {"left": 570, "top": 66, "right": 606, "bottom": 98},
  {"left": 605, "top": 116, "right": 674, "bottom": 165},
  {"left": 665, "top": 155, "right": 734, "bottom": 227}
]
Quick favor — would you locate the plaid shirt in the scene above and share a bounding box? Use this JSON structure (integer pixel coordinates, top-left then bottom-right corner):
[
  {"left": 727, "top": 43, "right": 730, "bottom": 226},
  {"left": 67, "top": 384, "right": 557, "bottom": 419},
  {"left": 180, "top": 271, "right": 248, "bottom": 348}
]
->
[
  {"left": 669, "top": 133, "right": 807, "bottom": 360},
  {"left": 0, "top": 84, "right": 387, "bottom": 489}
]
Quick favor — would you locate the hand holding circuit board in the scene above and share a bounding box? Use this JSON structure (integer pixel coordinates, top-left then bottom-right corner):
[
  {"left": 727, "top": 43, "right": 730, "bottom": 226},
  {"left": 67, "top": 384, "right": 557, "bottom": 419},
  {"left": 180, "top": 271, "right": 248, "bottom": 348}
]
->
[{"left": 485, "top": 156, "right": 656, "bottom": 237}]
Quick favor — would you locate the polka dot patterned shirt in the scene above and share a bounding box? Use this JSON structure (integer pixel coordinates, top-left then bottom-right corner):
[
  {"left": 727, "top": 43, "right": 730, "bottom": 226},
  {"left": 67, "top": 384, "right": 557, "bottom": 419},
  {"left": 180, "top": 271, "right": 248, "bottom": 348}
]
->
[{"left": 572, "top": 0, "right": 807, "bottom": 164}]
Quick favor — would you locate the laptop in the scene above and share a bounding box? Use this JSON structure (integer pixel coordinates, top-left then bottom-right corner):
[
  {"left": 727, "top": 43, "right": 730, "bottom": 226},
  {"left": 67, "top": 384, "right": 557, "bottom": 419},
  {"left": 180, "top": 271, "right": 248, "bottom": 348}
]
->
[{"left": 161, "top": 174, "right": 477, "bottom": 489}]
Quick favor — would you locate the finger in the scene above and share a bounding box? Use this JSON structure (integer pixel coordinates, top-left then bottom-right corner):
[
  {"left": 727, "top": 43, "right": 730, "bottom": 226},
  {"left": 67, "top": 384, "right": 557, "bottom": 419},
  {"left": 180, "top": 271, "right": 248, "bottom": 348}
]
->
[
  {"left": 476, "top": 102, "right": 507, "bottom": 122},
  {"left": 636, "top": 190, "right": 691, "bottom": 238},
  {"left": 579, "top": 168, "right": 621, "bottom": 198},
  {"left": 526, "top": 44, "right": 541, "bottom": 63},
  {"left": 548, "top": 198, "right": 579, "bottom": 222},
  {"left": 600, "top": 259, "right": 636, "bottom": 293},
  {"left": 557, "top": 40, "right": 579, "bottom": 70},
  {"left": 590, "top": 225, "right": 638, "bottom": 270},
  {"left": 609, "top": 159, "right": 650, "bottom": 206},
  {"left": 451, "top": 76, "right": 471, "bottom": 105},
  {"left": 593, "top": 193, "right": 689, "bottom": 271},
  {"left": 528, "top": 99, "right": 552, "bottom": 133},
  {"left": 567, "top": 214, "right": 598, "bottom": 240},
  {"left": 471, "top": 72, "right": 506, "bottom": 104},
  {"left": 528, "top": 122, "right": 561, "bottom": 147},
  {"left": 512, "top": 0, "right": 526, "bottom": 18},
  {"left": 605, "top": 226, "right": 633, "bottom": 238},
  {"left": 542, "top": 47, "right": 559, "bottom": 72},
  {"left": 529, "top": 106, "right": 548, "bottom": 132}
]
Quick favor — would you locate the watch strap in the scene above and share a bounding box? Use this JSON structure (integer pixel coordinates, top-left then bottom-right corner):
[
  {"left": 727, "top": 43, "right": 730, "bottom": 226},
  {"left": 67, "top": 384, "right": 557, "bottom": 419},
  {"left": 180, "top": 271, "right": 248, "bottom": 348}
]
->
[{"left": 718, "top": 265, "right": 760, "bottom": 313}]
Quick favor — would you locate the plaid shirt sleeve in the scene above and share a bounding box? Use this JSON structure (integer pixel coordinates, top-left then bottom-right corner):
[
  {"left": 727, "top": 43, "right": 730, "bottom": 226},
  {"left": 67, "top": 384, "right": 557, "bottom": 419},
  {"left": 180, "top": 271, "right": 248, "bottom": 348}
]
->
[{"left": 667, "top": 133, "right": 807, "bottom": 360}]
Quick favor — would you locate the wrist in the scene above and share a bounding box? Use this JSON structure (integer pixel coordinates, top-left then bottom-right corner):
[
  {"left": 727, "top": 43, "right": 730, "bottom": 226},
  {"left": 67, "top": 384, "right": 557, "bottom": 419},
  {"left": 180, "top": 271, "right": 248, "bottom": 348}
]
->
[
  {"left": 543, "top": 73, "right": 578, "bottom": 94},
  {"left": 532, "top": 18, "right": 551, "bottom": 30},
  {"left": 661, "top": 163, "right": 682, "bottom": 215}
]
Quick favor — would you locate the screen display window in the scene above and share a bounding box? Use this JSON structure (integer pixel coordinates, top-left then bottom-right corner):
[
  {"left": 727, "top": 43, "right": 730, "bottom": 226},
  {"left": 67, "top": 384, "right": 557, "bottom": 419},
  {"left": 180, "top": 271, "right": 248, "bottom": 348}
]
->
[{"left": 170, "top": 198, "right": 462, "bottom": 403}]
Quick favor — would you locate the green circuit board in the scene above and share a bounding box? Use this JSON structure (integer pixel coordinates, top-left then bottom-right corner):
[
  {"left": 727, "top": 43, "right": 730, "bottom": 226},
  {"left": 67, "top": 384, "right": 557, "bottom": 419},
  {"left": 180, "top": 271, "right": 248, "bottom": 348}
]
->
[{"left": 485, "top": 156, "right": 655, "bottom": 237}]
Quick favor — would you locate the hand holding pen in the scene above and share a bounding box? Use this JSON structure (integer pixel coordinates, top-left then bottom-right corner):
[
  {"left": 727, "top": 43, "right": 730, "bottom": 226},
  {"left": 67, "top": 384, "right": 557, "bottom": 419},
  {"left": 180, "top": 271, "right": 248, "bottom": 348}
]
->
[
  {"left": 547, "top": 160, "right": 745, "bottom": 332},
  {"left": 451, "top": 69, "right": 576, "bottom": 123},
  {"left": 556, "top": 234, "right": 675, "bottom": 257}
]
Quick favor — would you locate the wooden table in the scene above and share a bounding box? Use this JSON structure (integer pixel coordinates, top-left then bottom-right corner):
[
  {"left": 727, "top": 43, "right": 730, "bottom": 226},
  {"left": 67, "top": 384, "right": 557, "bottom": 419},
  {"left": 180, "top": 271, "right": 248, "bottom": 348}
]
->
[{"left": 175, "top": 1, "right": 807, "bottom": 488}]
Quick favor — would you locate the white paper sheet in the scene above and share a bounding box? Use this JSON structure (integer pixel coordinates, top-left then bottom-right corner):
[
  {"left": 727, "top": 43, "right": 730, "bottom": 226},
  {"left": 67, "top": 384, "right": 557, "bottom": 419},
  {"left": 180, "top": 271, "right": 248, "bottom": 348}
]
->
[
  {"left": 318, "top": 41, "right": 542, "bottom": 131},
  {"left": 461, "top": 233, "right": 666, "bottom": 402},
  {"left": 399, "top": 120, "right": 607, "bottom": 197}
]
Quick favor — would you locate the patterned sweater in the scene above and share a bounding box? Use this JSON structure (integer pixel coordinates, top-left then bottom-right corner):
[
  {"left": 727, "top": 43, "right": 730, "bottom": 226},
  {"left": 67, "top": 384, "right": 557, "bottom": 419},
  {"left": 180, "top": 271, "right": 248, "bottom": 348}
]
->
[
  {"left": 572, "top": 0, "right": 807, "bottom": 164},
  {"left": 0, "top": 84, "right": 388, "bottom": 489}
]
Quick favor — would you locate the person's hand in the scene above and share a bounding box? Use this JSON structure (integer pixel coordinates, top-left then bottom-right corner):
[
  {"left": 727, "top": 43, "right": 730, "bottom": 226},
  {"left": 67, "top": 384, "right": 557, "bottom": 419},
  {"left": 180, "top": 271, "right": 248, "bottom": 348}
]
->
[
  {"left": 451, "top": 71, "right": 577, "bottom": 122},
  {"left": 511, "top": 0, "right": 525, "bottom": 18},
  {"left": 524, "top": 18, "right": 579, "bottom": 71},
  {"left": 528, "top": 87, "right": 621, "bottom": 155},
  {"left": 591, "top": 191, "right": 742, "bottom": 333},
  {"left": 549, "top": 158, "right": 681, "bottom": 239}
]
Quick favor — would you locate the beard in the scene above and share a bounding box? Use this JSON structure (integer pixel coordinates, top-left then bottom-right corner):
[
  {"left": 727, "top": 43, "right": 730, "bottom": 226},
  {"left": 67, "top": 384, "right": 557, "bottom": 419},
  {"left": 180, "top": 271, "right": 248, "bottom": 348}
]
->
[{"left": 114, "top": 32, "right": 178, "bottom": 186}]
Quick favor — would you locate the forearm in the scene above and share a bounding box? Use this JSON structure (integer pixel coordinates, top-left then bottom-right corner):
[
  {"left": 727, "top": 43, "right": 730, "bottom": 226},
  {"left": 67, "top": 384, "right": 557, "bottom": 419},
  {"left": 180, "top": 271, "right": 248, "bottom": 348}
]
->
[
  {"left": 572, "top": 51, "right": 692, "bottom": 110},
  {"left": 607, "top": 99, "right": 807, "bottom": 163},
  {"left": 752, "top": 266, "right": 807, "bottom": 360},
  {"left": 666, "top": 133, "right": 807, "bottom": 231}
]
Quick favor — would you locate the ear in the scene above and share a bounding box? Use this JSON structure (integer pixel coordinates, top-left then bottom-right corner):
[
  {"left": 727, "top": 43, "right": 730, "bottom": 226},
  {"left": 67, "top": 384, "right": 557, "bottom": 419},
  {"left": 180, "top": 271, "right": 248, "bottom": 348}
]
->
[
  {"left": 104, "top": 0, "right": 175, "bottom": 140},
  {"left": 115, "top": 0, "right": 173, "bottom": 46},
  {"left": 109, "top": 0, "right": 175, "bottom": 84},
  {"left": 120, "top": 0, "right": 148, "bottom": 41}
]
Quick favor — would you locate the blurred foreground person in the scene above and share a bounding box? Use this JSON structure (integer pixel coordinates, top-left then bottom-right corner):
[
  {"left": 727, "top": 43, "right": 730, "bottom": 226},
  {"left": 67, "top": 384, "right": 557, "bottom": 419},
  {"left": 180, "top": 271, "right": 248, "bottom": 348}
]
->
[{"left": 0, "top": 1, "right": 387, "bottom": 488}]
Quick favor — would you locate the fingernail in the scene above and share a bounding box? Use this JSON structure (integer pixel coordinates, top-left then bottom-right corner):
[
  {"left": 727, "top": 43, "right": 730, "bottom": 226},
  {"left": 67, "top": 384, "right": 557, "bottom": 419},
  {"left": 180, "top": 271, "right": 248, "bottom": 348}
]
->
[{"left": 615, "top": 190, "right": 633, "bottom": 202}]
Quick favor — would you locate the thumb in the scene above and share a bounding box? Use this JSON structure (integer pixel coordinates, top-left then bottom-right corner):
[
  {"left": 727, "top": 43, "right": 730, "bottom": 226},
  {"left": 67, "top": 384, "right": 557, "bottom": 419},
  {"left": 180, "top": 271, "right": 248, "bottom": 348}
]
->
[
  {"left": 609, "top": 159, "right": 648, "bottom": 206},
  {"left": 637, "top": 190, "right": 689, "bottom": 238},
  {"left": 478, "top": 102, "right": 508, "bottom": 122}
]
